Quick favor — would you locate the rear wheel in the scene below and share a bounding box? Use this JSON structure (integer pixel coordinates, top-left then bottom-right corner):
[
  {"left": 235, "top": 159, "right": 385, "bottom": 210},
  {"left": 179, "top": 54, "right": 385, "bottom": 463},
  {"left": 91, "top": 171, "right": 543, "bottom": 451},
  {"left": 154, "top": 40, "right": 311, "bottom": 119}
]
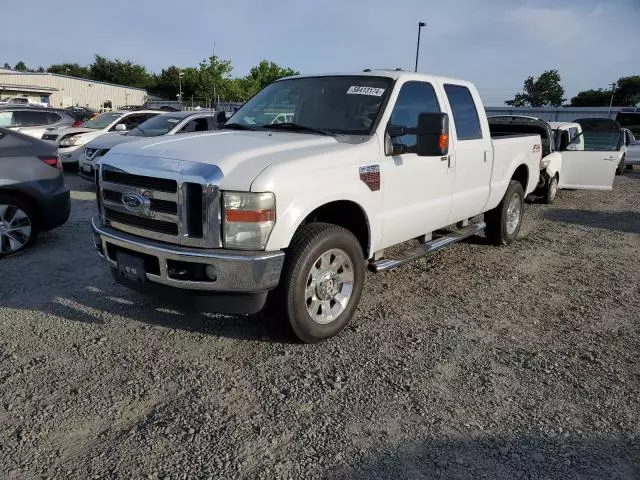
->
[
  {"left": 277, "top": 223, "right": 365, "bottom": 343},
  {"left": 0, "top": 194, "right": 38, "bottom": 258},
  {"left": 543, "top": 175, "right": 559, "bottom": 204},
  {"left": 485, "top": 180, "right": 524, "bottom": 246}
]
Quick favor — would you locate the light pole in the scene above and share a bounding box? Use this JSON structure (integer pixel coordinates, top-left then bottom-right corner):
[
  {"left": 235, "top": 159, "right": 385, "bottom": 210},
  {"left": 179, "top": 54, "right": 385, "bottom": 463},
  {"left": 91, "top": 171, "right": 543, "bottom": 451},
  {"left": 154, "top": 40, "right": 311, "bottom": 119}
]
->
[
  {"left": 178, "top": 70, "right": 184, "bottom": 105},
  {"left": 607, "top": 82, "right": 616, "bottom": 116},
  {"left": 415, "top": 22, "right": 426, "bottom": 72}
]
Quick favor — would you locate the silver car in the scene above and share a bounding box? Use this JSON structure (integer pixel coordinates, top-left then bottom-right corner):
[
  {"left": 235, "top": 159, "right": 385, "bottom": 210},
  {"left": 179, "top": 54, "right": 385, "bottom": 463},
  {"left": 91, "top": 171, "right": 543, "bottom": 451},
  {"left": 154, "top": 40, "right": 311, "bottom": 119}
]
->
[
  {"left": 78, "top": 110, "right": 220, "bottom": 180},
  {"left": 0, "top": 107, "right": 77, "bottom": 140},
  {"left": 0, "top": 127, "right": 70, "bottom": 257},
  {"left": 623, "top": 128, "right": 640, "bottom": 169}
]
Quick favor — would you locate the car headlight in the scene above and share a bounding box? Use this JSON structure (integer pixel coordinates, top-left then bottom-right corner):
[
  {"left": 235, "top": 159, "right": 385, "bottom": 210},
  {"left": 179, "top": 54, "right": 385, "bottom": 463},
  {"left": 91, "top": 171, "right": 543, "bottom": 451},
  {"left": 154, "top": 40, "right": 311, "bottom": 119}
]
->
[
  {"left": 60, "top": 135, "right": 86, "bottom": 147},
  {"left": 222, "top": 192, "right": 275, "bottom": 250}
]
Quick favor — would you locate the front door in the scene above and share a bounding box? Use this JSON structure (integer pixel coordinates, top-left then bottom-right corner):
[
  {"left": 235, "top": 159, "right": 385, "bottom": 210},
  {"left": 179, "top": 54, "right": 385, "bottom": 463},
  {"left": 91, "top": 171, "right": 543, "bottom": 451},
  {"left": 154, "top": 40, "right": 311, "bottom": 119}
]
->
[
  {"left": 379, "top": 80, "right": 453, "bottom": 248},
  {"left": 559, "top": 128, "right": 622, "bottom": 190}
]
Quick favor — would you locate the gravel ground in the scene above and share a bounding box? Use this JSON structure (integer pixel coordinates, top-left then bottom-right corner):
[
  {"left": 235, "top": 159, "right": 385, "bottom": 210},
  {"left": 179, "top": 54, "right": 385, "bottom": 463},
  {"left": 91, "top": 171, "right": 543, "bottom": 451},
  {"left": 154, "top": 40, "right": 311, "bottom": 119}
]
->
[{"left": 1, "top": 170, "right": 639, "bottom": 480}]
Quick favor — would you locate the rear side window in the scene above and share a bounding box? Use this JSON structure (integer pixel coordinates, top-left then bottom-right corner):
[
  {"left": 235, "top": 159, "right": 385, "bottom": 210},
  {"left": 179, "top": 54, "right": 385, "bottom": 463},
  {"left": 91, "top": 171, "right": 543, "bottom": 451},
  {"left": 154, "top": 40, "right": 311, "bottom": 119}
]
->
[
  {"left": 0, "top": 111, "right": 15, "bottom": 127},
  {"left": 46, "top": 112, "right": 62, "bottom": 124},
  {"left": 14, "top": 110, "right": 50, "bottom": 126},
  {"left": 444, "top": 84, "right": 483, "bottom": 140}
]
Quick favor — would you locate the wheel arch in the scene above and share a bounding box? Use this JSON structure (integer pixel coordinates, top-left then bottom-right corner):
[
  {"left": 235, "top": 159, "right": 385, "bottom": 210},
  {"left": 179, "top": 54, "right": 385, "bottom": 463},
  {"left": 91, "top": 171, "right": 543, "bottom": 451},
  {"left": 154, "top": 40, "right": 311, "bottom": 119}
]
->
[{"left": 0, "top": 188, "right": 43, "bottom": 228}]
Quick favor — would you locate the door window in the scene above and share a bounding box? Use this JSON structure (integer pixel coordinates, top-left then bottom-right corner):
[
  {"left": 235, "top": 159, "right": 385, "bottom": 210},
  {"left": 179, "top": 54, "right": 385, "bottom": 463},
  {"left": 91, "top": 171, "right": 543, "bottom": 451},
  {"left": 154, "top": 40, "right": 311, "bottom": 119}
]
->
[
  {"left": 388, "top": 81, "right": 440, "bottom": 151},
  {"left": 178, "top": 117, "right": 211, "bottom": 133},
  {"left": 118, "top": 113, "right": 158, "bottom": 130},
  {"left": 443, "top": 84, "right": 483, "bottom": 140},
  {"left": 14, "top": 110, "right": 50, "bottom": 126}
]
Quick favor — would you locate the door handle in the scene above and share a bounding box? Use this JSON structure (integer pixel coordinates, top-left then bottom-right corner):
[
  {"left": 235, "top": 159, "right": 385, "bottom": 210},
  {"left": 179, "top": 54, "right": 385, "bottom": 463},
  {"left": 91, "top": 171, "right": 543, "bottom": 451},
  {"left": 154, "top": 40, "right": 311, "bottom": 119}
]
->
[{"left": 604, "top": 156, "right": 618, "bottom": 161}]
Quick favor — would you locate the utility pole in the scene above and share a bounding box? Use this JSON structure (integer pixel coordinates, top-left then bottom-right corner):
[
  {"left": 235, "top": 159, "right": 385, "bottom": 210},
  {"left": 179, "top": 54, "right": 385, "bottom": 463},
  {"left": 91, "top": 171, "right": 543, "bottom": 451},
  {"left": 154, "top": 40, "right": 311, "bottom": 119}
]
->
[
  {"left": 608, "top": 82, "right": 617, "bottom": 117},
  {"left": 178, "top": 69, "right": 184, "bottom": 105},
  {"left": 415, "top": 22, "right": 426, "bottom": 72},
  {"left": 212, "top": 42, "right": 216, "bottom": 111}
]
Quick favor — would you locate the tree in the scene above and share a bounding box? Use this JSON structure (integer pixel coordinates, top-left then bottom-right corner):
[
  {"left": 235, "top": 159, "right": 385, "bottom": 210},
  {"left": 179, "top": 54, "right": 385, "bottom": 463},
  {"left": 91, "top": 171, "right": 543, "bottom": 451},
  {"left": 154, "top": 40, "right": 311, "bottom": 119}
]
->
[
  {"left": 36, "top": 66, "right": 45, "bottom": 73},
  {"left": 14, "top": 61, "right": 28, "bottom": 72},
  {"left": 245, "top": 60, "right": 298, "bottom": 92},
  {"left": 89, "top": 55, "right": 153, "bottom": 89},
  {"left": 506, "top": 70, "right": 565, "bottom": 107},
  {"left": 570, "top": 89, "right": 611, "bottom": 107},
  {"left": 48, "top": 63, "right": 91, "bottom": 79},
  {"left": 2, "top": 62, "right": 10, "bottom": 69},
  {"left": 150, "top": 66, "right": 182, "bottom": 100}
]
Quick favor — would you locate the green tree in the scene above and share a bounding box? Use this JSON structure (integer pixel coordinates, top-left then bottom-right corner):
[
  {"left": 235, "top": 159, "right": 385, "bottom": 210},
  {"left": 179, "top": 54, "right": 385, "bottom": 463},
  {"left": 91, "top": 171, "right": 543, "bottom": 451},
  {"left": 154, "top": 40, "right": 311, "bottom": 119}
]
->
[
  {"left": 614, "top": 76, "right": 640, "bottom": 106},
  {"left": 150, "top": 66, "right": 182, "bottom": 100},
  {"left": 48, "top": 63, "right": 91, "bottom": 78},
  {"left": 89, "top": 55, "right": 153, "bottom": 89},
  {"left": 570, "top": 89, "right": 611, "bottom": 107},
  {"left": 14, "top": 61, "right": 28, "bottom": 72},
  {"left": 506, "top": 70, "right": 565, "bottom": 107},
  {"left": 2, "top": 62, "right": 10, "bottom": 69},
  {"left": 245, "top": 60, "right": 298, "bottom": 93}
]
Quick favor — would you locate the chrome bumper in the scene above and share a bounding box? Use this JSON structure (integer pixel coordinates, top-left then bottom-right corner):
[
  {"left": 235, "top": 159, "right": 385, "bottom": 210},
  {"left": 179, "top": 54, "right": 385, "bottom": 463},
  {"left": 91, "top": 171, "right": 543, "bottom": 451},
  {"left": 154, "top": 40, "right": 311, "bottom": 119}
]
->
[{"left": 92, "top": 218, "right": 284, "bottom": 292}]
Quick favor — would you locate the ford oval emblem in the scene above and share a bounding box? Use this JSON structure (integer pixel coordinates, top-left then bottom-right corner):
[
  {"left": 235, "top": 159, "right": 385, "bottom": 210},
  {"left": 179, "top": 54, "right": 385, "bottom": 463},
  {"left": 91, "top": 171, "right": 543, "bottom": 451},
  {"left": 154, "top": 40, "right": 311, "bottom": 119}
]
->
[{"left": 121, "top": 192, "right": 150, "bottom": 213}]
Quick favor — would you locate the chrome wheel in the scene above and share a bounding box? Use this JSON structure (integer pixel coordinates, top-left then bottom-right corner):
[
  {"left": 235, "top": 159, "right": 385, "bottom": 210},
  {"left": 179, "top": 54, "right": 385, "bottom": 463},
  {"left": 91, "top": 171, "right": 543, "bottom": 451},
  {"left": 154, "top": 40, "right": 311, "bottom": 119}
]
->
[
  {"left": 505, "top": 193, "right": 522, "bottom": 235},
  {"left": 305, "top": 248, "right": 354, "bottom": 325},
  {"left": 0, "top": 204, "right": 32, "bottom": 255}
]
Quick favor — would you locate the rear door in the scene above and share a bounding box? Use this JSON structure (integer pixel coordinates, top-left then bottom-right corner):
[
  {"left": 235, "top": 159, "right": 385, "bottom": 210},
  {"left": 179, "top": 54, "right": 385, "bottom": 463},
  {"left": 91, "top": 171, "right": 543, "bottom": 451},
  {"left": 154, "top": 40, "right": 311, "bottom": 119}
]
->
[{"left": 559, "top": 126, "right": 622, "bottom": 190}]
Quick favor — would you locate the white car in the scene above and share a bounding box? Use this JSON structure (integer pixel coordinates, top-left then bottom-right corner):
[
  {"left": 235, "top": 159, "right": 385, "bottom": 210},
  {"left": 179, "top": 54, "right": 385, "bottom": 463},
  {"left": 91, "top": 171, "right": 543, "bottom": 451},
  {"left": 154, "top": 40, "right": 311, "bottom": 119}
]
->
[
  {"left": 91, "top": 70, "right": 619, "bottom": 343},
  {"left": 41, "top": 110, "right": 161, "bottom": 164},
  {"left": 78, "top": 111, "right": 220, "bottom": 180},
  {"left": 0, "top": 96, "right": 48, "bottom": 107}
]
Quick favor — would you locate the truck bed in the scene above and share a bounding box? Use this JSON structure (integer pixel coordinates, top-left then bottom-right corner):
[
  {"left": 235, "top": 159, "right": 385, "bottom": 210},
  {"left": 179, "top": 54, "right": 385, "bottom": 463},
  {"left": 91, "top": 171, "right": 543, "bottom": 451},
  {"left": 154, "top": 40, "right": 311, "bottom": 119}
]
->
[{"left": 489, "top": 134, "right": 542, "bottom": 202}]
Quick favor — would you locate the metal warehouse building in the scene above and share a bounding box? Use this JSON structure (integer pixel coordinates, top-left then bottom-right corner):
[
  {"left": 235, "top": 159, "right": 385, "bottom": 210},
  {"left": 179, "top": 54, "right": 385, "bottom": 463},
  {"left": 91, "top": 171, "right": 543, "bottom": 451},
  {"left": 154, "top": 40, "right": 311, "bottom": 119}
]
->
[{"left": 0, "top": 68, "right": 147, "bottom": 110}]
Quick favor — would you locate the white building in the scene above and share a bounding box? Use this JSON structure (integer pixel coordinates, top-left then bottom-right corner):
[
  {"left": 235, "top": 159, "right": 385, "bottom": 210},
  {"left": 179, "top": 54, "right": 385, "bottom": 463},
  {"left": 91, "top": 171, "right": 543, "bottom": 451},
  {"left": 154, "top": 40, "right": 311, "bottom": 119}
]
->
[{"left": 0, "top": 68, "right": 147, "bottom": 109}]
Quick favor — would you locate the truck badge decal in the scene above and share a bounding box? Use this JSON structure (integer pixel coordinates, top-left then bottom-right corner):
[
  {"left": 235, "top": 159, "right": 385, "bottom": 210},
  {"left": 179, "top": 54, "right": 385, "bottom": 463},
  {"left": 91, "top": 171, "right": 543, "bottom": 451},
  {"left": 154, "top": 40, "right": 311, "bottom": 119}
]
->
[
  {"left": 359, "top": 165, "right": 381, "bottom": 191},
  {"left": 122, "top": 192, "right": 151, "bottom": 214},
  {"left": 533, "top": 144, "right": 541, "bottom": 153}
]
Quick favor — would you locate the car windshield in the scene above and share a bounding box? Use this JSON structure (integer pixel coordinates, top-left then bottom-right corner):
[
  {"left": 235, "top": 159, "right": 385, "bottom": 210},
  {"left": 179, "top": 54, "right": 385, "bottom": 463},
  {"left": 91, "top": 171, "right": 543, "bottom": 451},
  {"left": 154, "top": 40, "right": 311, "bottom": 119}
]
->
[
  {"left": 225, "top": 75, "right": 393, "bottom": 135},
  {"left": 81, "top": 112, "right": 123, "bottom": 130},
  {"left": 128, "top": 115, "right": 184, "bottom": 137},
  {"left": 615, "top": 113, "right": 640, "bottom": 137}
]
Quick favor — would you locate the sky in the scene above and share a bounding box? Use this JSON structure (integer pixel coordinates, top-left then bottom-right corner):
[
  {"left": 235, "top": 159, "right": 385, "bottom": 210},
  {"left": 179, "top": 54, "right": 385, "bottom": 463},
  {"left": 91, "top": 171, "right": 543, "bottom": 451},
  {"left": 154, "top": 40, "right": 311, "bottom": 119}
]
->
[{"left": 2, "top": 0, "right": 639, "bottom": 106}]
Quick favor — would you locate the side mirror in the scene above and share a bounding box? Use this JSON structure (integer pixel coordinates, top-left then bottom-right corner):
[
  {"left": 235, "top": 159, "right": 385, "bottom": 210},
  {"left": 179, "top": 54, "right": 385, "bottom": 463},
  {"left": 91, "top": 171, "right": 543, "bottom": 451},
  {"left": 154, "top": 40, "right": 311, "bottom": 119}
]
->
[
  {"left": 115, "top": 123, "right": 127, "bottom": 132},
  {"left": 415, "top": 113, "right": 449, "bottom": 157},
  {"left": 215, "top": 110, "right": 227, "bottom": 126}
]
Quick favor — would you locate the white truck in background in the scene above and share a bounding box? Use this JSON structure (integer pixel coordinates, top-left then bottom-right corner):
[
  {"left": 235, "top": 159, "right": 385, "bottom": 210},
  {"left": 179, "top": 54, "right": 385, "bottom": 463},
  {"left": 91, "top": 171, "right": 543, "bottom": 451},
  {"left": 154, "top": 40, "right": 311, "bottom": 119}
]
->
[
  {"left": 0, "top": 96, "right": 48, "bottom": 107},
  {"left": 91, "top": 70, "right": 617, "bottom": 343}
]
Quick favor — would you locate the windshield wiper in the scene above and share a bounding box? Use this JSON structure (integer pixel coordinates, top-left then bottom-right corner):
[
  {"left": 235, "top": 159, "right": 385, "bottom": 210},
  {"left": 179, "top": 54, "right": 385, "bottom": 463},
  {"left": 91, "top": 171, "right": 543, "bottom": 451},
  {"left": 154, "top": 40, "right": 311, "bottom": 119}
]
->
[
  {"left": 262, "top": 123, "right": 334, "bottom": 136},
  {"left": 221, "top": 123, "right": 261, "bottom": 131}
]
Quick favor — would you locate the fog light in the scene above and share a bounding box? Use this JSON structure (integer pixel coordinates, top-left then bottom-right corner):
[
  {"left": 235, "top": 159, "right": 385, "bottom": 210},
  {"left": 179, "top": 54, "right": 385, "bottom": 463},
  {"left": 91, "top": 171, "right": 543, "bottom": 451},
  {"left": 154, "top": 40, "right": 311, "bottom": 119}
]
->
[{"left": 205, "top": 265, "right": 217, "bottom": 281}]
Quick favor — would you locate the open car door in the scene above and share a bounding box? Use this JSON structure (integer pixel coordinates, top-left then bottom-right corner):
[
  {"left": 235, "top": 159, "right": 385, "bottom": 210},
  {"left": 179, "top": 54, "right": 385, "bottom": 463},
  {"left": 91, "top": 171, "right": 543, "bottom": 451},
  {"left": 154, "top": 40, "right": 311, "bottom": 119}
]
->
[{"left": 558, "top": 119, "right": 622, "bottom": 191}]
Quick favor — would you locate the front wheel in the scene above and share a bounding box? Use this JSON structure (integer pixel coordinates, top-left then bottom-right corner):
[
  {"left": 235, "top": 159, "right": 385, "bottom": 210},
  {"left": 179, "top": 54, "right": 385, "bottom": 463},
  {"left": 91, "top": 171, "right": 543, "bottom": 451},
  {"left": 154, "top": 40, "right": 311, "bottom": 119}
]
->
[
  {"left": 543, "top": 175, "right": 559, "bottom": 204},
  {"left": 485, "top": 180, "right": 524, "bottom": 246},
  {"left": 278, "top": 223, "right": 365, "bottom": 343},
  {"left": 0, "top": 194, "right": 38, "bottom": 258}
]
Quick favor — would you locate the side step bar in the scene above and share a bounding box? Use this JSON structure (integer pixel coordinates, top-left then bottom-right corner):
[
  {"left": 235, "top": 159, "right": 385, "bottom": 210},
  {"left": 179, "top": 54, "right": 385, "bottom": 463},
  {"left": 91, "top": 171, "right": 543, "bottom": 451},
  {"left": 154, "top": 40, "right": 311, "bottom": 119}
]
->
[{"left": 368, "top": 222, "right": 486, "bottom": 273}]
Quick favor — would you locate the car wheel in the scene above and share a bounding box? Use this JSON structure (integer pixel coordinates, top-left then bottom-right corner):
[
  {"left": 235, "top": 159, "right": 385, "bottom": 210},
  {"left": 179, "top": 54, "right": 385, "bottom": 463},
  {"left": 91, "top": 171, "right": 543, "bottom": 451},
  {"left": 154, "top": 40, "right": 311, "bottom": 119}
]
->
[
  {"left": 0, "top": 194, "right": 38, "bottom": 258},
  {"left": 543, "top": 175, "right": 559, "bottom": 204},
  {"left": 278, "top": 223, "right": 365, "bottom": 343},
  {"left": 485, "top": 180, "right": 524, "bottom": 246},
  {"left": 616, "top": 156, "right": 625, "bottom": 176}
]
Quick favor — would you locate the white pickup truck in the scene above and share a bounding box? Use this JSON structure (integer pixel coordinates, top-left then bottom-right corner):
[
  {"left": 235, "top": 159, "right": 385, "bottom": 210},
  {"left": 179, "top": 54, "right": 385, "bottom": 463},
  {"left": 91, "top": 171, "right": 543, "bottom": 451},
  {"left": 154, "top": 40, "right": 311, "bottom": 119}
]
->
[{"left": 92, "top": 70, "right": 547, "bottom": 342}]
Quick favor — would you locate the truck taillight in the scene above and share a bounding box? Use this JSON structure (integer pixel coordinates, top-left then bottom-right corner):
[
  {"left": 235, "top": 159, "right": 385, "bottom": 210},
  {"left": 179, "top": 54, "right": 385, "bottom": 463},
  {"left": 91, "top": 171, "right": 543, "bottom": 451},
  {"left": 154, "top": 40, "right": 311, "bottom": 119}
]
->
[{"left": 40, "top": 156, "right": 61, "bottom": 169}]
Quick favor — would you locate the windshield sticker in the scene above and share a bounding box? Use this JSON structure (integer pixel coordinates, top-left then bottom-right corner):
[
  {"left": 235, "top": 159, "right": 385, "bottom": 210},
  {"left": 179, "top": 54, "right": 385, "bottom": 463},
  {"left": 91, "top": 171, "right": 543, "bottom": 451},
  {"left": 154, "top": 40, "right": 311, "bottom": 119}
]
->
[{"left": 347, "top": 86, "right": 386, "bottom": 97}]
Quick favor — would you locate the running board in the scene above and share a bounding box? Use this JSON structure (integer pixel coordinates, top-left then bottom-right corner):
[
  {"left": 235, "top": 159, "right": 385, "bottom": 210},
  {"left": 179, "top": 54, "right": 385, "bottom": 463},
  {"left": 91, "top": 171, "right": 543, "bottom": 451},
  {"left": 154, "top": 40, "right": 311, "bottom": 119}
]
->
[{"left": 368, "top": 222, "right": 486, "bottom": 273}]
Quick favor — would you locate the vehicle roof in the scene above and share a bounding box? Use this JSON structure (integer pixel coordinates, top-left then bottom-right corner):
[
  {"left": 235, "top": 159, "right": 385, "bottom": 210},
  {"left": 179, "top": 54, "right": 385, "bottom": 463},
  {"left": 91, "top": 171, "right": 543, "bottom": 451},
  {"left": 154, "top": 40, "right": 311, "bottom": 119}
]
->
[
  {"left": 0, "top": 106, "right": 71, "bottom": 114},
  {"left": 548, "top": 122, "right": 581, "bottom": 129},
  {"left": 488, "top": 114, "right": 542, "bottom": 121},
  {"left": 277, "top": 70, "right": 473, "bottom": 86},
  {"left": 158, "top": 110, "right": 215, "bottom": 118}
]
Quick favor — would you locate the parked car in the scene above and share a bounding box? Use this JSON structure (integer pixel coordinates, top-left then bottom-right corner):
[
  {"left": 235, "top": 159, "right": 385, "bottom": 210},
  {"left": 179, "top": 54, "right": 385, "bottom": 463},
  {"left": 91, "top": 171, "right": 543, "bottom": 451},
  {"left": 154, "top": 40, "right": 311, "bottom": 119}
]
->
[
  {"left": 0, "top": 107, "right": 77, "bottom": 139},
  {"left": 615, "top": 108, "right": 640, "bottom": 138},
  {"left": 0, "top": 127, "right": 70, "bottom": 257},
  {"left": 78, "top": 110, "right": 220, "bottom": 181},
  {"left": 571, "top": 118, "right": 627, "bottom": 176},
  {"left": 0, "top": 96, "right": 48, "bottom": 107},
  {"left": 41, "top": 110, "right": 162, "bottom": 164},
  {"left": 623, "top": 128, "right": 639, "bottom": 169},
  {"left": 91, "top": 71, "right": 619, "bottom": 342},
  {"left": 65, "top": 106, "right": 98, "bottom": 126}
]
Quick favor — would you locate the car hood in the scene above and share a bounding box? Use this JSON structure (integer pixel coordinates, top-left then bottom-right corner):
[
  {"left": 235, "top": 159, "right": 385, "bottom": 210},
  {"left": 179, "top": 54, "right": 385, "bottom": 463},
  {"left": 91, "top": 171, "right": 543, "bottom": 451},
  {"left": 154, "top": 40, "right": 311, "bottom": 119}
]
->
[
  {"left": 85, "top": 132, "right": 138, "bottom": 149},
  {"left": 103, "top": 130, "right": 360, "bottom": 190},
  {"left": 47, "top": 126, "right": 102, "bottom": 137}
]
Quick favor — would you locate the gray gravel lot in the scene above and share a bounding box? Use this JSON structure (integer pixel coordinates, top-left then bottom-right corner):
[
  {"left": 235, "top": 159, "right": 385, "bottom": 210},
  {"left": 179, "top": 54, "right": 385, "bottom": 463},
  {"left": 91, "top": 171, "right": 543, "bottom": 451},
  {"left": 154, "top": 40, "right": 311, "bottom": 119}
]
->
[{"left": 1, "top": 170, "right": 639, "bottom": 480}]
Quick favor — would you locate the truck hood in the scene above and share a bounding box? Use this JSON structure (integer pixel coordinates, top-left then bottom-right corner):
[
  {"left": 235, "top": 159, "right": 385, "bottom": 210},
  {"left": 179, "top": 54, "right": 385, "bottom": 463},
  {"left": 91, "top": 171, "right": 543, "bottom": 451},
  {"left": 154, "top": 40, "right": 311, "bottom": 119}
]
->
[
  {"left": 85, "top": 132, "right": 137, "bottom": 149},
  {"left": 104, "top": 130, "right": 359, "bottom": 190}
]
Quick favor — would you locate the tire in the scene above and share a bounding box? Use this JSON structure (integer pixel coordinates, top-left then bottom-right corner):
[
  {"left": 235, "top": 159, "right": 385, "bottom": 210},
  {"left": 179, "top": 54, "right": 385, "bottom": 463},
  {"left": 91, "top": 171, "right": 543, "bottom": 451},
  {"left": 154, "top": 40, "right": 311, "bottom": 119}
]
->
[
  {"left": 277, "top": 222, "right": 365, "bottom": 343},
  {"left": 542, "top": 175, "right": 559, "bottom": 204},
  {"left": 626, "top": 164, "right": 633, "bottom": 170},
  {"left": 0, "top": 194, "right": 38, "bottom": 258},
  {"left": 484, "top": 180, "right": 524, "bottom": 246},
  {"left": 615, "top": 156, "right": 625, "bottom": 176}
]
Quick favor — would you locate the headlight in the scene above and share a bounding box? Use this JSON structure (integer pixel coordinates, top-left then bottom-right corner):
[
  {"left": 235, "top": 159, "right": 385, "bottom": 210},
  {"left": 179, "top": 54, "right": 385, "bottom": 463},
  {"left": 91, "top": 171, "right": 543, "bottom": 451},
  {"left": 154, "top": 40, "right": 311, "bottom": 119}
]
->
[
  {"left": 540, "top": 156, "right": 551, "bottom": 169},
  {"left": 60, "top": 135, "right": 86, "bottom": 147},
  {"left": 222, "top": 192, "right": 275, "bottom": 250}
]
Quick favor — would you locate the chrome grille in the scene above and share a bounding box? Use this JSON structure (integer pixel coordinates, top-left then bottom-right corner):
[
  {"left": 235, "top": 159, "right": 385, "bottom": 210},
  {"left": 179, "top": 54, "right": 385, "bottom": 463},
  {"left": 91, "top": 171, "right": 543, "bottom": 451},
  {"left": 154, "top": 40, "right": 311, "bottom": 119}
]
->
[{"left": 99, "top": 161, "right": 222, "bottom": 248}]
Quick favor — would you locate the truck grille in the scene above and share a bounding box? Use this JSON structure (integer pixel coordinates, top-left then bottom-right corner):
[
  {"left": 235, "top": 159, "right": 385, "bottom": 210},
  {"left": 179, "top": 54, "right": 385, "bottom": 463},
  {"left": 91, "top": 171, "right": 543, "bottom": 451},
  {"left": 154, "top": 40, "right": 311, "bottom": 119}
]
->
[{"left": 99, "top": 164, "right": 222, "bottom": 248}]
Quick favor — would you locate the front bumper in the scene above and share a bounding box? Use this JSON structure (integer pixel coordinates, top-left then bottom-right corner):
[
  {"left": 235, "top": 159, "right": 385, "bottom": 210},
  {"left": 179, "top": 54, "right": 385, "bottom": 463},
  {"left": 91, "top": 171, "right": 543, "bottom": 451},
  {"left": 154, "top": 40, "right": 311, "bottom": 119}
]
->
[
  {"left": 92, "top": 218, "right": 285, "bottom": 294},
  {"left": 78, "top": 153, "right": 97, "bottom": 181},
  {"left": 58, "top": 144, "right": 84, "bottom": 164}
]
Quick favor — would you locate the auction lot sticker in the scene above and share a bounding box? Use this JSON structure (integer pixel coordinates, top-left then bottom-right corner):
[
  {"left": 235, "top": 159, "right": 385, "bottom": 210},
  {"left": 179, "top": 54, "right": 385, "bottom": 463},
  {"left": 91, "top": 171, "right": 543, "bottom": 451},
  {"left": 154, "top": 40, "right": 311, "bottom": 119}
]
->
[{"left": 347, "top": 86, "right": 386, "bottom": 96}]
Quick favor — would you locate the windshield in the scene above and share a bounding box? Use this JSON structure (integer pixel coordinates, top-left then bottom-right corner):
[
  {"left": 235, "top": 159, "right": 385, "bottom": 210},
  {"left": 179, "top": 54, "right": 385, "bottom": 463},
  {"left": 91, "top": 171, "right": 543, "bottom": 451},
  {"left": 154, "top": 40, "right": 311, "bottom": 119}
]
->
[
  {"left": 128, "top": 115, "right": 184, "bottom": 137},
  {"left": 81, "top": 112, "right": 123, "bottom": 130},
  {"left": 225, "top": 75, "right": 393, "bottom": 135},
  {"left": 615, "top": 113, "right": 640, "bottom": 136}
]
